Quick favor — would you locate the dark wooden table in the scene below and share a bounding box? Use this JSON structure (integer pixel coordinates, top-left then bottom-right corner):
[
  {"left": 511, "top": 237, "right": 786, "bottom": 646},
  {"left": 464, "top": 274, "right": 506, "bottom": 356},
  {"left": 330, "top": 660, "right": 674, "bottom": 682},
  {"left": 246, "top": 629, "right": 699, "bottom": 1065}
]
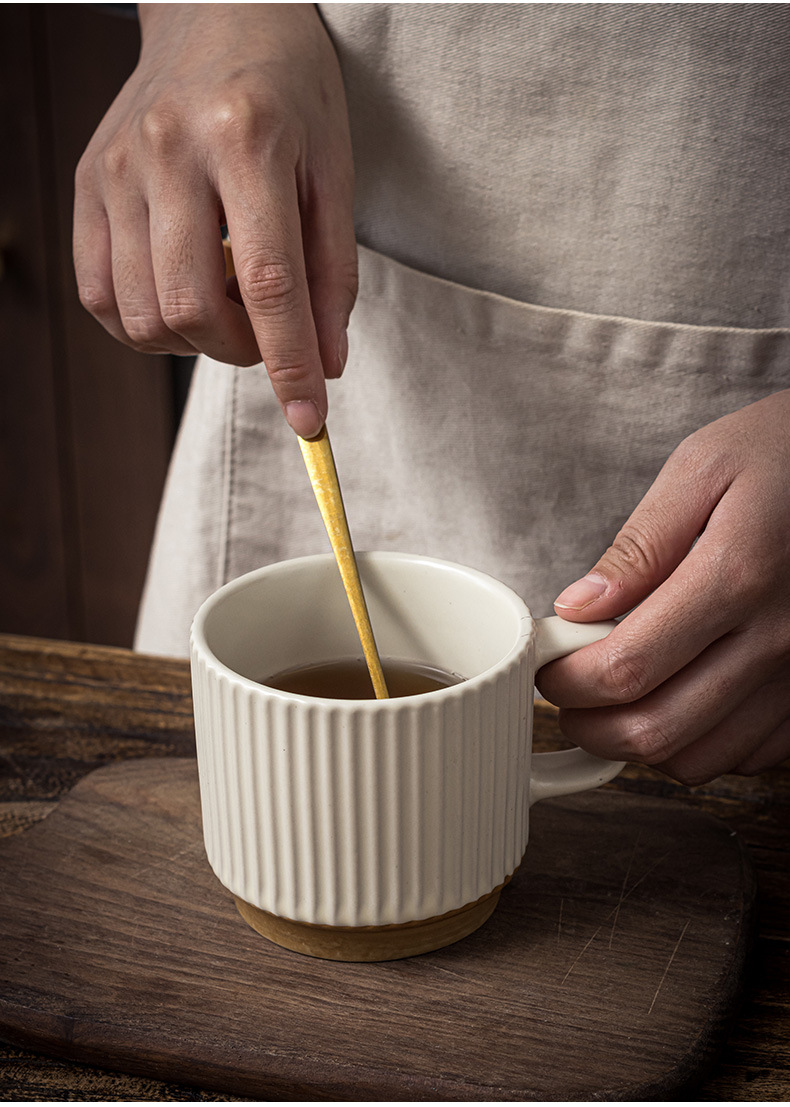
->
[{"left": 0, "top": 632, "right": 788, "bottom": 1101}]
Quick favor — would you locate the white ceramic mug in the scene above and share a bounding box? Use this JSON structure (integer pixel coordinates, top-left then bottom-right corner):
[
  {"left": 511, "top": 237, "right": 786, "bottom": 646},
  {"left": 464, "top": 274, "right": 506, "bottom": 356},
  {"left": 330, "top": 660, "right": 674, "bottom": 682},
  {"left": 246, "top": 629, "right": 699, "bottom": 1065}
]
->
[{"left": 190, "top": 552, "right": 624, "bottom": 960}]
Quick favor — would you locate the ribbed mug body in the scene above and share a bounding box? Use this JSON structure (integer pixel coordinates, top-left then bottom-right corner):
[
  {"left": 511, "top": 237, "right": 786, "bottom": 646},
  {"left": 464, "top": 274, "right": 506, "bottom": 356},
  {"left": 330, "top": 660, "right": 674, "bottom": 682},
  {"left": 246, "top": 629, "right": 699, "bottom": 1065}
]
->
[{"left": 190, "top": 552, "right": 535, "bottom": 928}]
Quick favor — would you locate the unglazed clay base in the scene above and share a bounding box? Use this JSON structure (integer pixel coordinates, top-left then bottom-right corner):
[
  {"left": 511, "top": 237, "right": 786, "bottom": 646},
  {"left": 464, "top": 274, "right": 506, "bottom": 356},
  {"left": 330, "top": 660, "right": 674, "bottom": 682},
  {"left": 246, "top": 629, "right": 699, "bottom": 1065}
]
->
[{"left": 234, "top": 888, "right": 503, "bottom": 962}]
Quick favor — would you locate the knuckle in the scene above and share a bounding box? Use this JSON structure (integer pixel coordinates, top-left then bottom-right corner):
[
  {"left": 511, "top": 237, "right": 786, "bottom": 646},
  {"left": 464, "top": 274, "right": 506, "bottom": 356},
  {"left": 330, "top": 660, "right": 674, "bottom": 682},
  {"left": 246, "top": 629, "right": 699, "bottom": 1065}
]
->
[
  {"left": 240, "top": 258, "right": 301, "bottom": 316},
  {"left": 266, "top": 358, "right": 314, "bottom": 386},
  {"left": 606, "top": 524, "right": 659, "bottom": 581},
  {"left": 620, "top": 710, "right": 677, "bottom": 765},
  {"left": 102, "top": 138, "right": 131, "bottom": 182},
  {"left": 122, "top": 313, "right": 168, "bottom": 348},
  {"left": 208, "top": 91, "right": 291, "bottom": 155},
  {"left": 78, "top": 282, "right": 114, "bottom": 319},
  {"left": 140, "top": 105, "right": 183, "bottom": 156},
  {"left": 159, "top": 291, "right": 211, "bottom": 335},
  {"left": 602, "top": 643, "right": 655, "bottom": 703}
]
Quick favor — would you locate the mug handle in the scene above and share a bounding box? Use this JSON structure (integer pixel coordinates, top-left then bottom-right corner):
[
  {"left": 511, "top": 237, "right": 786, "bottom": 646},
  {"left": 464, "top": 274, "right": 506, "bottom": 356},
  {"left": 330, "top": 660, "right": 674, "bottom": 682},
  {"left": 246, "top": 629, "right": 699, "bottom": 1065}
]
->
[{"left": 530, "top": 615, "right": 625, "bottom": 804}]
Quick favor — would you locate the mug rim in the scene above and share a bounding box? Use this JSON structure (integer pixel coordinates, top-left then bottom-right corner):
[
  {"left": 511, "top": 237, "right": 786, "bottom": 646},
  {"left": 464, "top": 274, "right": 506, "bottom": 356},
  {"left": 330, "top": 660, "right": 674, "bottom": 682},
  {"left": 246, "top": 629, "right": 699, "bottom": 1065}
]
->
[{"left": 190, "top": 550, "right": 534, "bottom": 706}]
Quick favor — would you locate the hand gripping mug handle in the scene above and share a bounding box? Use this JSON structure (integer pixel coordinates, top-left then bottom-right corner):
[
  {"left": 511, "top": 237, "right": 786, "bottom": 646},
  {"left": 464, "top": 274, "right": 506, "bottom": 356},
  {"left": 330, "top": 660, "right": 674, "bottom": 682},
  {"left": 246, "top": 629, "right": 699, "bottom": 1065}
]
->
[{"left": 530, "top": 616, "right": 625, "bottom": 804}]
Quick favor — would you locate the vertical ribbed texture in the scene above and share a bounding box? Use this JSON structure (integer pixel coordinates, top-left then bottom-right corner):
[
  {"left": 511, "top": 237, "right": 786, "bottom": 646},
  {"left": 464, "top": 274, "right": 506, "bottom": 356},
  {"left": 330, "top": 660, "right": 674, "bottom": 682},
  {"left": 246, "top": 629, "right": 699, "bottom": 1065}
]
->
[{"left": 191, "top": 648, "right": 532, "bottom": 927}]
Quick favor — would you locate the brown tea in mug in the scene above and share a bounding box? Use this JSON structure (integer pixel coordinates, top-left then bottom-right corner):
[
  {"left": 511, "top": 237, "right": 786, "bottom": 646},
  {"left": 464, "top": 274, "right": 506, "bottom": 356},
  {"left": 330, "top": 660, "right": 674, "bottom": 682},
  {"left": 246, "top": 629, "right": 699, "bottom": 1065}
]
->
[{"left": 263, "top": 657, "right": 463, "bottom": 699}]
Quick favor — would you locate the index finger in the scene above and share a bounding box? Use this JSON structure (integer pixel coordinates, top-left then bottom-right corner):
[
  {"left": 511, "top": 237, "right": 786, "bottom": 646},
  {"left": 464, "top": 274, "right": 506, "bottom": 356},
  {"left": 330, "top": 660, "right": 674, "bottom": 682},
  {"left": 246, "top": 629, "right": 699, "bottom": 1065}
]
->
[{"left": 220, "top": 163, "right": 327, "bottom": 439}]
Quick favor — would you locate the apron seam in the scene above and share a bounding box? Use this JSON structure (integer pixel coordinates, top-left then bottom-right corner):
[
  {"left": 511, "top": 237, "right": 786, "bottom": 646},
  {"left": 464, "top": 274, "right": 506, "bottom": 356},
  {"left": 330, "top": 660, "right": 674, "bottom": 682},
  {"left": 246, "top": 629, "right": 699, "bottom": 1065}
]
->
[{"left": 355, "top": 244, "right": 790, "bottom": 339}]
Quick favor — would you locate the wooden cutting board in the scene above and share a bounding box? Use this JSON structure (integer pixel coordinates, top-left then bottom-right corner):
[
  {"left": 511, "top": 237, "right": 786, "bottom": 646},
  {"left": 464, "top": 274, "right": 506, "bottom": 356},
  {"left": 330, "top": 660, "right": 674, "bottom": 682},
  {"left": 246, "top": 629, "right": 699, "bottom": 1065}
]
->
[{"left": 0, "top": 758, "right": 754, "bottom": 1101}]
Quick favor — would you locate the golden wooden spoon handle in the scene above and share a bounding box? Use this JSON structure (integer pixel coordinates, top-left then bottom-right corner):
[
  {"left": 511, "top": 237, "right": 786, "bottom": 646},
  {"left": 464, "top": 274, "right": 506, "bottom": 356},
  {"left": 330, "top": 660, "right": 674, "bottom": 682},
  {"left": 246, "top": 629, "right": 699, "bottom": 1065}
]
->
[{"left": 298, "top": 427, "right": 389, "bottom": 699}]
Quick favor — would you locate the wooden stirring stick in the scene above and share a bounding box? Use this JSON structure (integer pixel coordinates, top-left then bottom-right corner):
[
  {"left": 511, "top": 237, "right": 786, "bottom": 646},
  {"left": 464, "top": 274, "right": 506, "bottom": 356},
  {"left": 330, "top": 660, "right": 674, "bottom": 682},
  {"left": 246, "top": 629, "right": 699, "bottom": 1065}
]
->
[{"left": 298, "top": 427, "right": 390, "bottom": 699}]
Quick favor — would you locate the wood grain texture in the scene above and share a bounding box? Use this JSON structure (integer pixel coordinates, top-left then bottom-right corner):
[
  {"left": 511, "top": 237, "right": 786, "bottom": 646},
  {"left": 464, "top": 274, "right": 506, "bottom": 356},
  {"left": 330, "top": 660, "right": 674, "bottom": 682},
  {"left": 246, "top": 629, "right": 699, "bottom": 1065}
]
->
[
  {"left": 0, "top": 758, "right": 754, "bottom": 1101},
  {"left": 0, "top": 633, "right": 789, "bottom": 1100}
]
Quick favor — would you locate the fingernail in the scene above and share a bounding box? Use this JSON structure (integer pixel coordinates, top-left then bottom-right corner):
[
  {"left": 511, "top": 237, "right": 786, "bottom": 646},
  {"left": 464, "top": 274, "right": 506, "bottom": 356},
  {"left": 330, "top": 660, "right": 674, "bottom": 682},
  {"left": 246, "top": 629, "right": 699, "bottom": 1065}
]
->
[
  {"left": 554, "top": 572, "right": 608, "bottom": 611},
  {"left": 337, "top": 328, "right": 348, "bottom": 375},
  {"left": 285, "top": 400, "right": 324, "bottom": 438}
]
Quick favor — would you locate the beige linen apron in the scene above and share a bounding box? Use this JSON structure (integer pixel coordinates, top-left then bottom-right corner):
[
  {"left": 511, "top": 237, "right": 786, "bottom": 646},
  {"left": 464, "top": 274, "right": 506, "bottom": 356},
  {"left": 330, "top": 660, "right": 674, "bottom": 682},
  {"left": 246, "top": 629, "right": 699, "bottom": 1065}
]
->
[{"left": 135, "top": 4, "right": 790, "bottom": 658}]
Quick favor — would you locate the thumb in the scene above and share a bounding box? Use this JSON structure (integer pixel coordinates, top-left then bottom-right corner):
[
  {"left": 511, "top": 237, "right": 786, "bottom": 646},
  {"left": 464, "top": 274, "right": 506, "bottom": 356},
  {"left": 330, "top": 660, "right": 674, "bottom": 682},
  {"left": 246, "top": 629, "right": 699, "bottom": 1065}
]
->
[{"left": 553, "top": 441, "right": 729, "bottom": 621}]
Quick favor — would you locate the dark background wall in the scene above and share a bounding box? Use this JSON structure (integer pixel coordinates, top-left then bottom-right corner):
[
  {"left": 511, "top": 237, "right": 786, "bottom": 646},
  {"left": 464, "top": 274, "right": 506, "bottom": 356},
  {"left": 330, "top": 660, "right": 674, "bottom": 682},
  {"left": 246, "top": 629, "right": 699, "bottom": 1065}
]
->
[{"left": 1, "top": 4, "right": 187, "bottom": 648}]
